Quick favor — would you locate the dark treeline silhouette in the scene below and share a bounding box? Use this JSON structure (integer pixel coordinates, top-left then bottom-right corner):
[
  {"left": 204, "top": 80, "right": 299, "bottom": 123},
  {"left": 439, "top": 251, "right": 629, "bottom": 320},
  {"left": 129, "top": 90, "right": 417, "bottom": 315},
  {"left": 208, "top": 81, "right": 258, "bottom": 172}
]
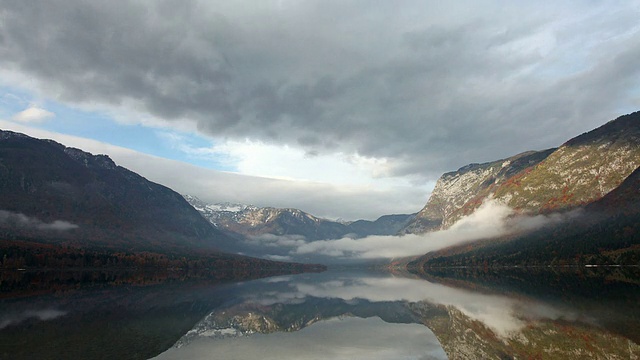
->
[{"left": 0, "top": 240, "right": 324, "bottom": 278}]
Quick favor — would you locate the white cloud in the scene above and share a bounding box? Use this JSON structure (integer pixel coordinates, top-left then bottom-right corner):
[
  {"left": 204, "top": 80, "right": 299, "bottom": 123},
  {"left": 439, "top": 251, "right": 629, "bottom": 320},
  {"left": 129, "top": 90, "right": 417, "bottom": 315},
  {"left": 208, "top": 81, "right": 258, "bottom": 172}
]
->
[
  {"left": 294, "top": 200, "right": 514, "bottom": 259},
  {"left": 203, "top": 138, "right": 402, "bottom": 186},
  {"left": 264, "top": 254, "right": 293, "bottom": 262},
  {"left": 12, "top": 106, "right": 55, "bottom": 123},
  {"left": 153, "top": 130, "right": 397, "bottom": 185},
  {"left": 289, "top": 199, "right": 575, "bottom": 260}
]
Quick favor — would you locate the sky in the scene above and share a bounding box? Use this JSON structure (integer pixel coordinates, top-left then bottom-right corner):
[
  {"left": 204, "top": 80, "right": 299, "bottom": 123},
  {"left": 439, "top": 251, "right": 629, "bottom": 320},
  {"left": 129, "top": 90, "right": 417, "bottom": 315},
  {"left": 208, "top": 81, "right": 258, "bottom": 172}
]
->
[{"left": 0, "top": 1, "right": 639, "bottom": 220}]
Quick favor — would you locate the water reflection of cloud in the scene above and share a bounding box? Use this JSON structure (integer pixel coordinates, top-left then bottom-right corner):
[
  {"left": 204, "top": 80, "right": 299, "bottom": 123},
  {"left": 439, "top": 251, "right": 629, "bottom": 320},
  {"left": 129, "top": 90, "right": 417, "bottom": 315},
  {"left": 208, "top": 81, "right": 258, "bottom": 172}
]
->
[
  {"left": 246, "top": 273, "right": 581, "bottom": 337},
  {"left": 0, "top": 309, "right": 67, "bottom": 329},
  {"left": 154, "top": 316, "right": 447, "bottom": 360},
  {"left": 291, "top": 277, "right": 528, "bottom": 336}
]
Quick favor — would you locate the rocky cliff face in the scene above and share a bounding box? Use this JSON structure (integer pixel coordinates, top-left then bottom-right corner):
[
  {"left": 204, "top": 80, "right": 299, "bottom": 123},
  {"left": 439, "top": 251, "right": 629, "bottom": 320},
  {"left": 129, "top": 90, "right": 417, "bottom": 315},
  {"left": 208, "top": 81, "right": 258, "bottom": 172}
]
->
[
  {"left": 493, "top": 112, "right": 640, "bottom": 212},
  {"left": 402, "top": 111, "right": 640, "bottom": 234},
  {"left": 402, "top": 149, "right": 554, "bottom": 233}
]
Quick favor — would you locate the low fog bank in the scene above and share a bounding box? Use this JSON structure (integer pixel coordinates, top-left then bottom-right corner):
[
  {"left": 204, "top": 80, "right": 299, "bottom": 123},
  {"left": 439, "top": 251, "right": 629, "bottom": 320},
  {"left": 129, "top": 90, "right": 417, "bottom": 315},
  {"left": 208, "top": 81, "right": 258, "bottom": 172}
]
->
[
  {"left": 238, "top": 200, "right": 582, "bottom": 264},
  {"left": 0, "top": 210, "right": 79, "bottom": 231},
  {"left": 0, "top": 309, "right": 67, "bottom": 330}
]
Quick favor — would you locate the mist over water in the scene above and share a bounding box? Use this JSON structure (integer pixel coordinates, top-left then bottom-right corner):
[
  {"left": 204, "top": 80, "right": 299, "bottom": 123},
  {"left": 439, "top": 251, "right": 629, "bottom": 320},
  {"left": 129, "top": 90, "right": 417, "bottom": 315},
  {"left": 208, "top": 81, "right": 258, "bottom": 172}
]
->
[
  {"left": 247, "top": 200, "right": 579, "bottom": 263},
  {"left": 0, "top": 210, "right": 78, "bottom": 231}
]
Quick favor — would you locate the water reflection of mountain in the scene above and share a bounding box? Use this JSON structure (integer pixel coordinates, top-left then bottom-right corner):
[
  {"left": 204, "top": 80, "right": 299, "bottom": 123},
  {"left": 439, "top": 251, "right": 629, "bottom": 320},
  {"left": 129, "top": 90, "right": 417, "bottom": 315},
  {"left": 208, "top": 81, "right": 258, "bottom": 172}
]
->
[
  {"left": 416, "top": 266, "right": 640, "bottom": 343},
  {"left": 158, "top": 271, "right": 449, "bottom": 359},
  {"left": 173, "top": 296, "right": 423, "bottom": 347},
  {"left": 2, "top": 269, "right": 639, "bottom": 359},
  {"left": 166, "top": 269, "right": 640, "bottom": 359},
  {"left": 0, "top": 272, "right": 252, "bottom": 360}
]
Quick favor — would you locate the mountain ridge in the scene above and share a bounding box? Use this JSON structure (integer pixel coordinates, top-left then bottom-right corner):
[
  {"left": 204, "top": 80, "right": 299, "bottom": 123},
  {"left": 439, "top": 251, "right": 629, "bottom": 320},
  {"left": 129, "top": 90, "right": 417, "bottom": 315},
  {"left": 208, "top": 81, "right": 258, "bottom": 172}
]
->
[
  {"left": 401, "top": 111, "right": 640, "bottom": 234},
  {"left": 0, "top": 129, "right": 233, "bottom": 254},
  {"left": 184, "top": 195, "right": 416, "bottom": 242},
  {"left": 401, "top": 148, "right": 556, "bottom": 233},
  {"left": 407, "top": 157, "right": 640, "bottom": 269}
]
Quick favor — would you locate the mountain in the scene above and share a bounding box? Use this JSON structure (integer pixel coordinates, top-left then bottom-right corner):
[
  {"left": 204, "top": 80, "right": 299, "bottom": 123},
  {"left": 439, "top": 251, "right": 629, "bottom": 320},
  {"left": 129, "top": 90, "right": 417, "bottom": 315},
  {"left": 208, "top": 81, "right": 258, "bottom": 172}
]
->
[
  {"left": 0, "top": 130, "right": 234, "bottom": 253},
  {"left": 491, "top": 111, "right": 640, "bottom": 211},
  {"left": 181, "top": 197, "right": 258, "bottom": 230},
  {"left": 413, "top": 302, "right": 639, "bottom": 359},
  {"left": 346, "top": 213, "right": 416, "bottom": 236},
  {"left": 174, "top": 297, "right": 419, "bottom": 348},
  {"left": 401, "top": 149, "right": 555, "bottom": 233},
  {"left": 184, "top": 196, "right": 348, "bottom": 241},
  {"left": 410, "top": 166, "right": 640, "bottom": 268},
  {"left": 402, "top": 111, "right": 640, "bottom": 234},
  {"left": 171, "top": 270, "right": 640, "bottom": 359},
  {"left": 409, "top": 266, "right": 640, "bottom": 356},
  {"left": 184, "top": 195, "right": 415, "bottom": 241}
]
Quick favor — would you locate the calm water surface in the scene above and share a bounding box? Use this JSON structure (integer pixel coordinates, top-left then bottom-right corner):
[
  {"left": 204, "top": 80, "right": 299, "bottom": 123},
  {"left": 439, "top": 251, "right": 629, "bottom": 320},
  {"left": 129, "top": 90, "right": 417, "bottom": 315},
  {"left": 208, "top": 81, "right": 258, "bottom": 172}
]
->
[{"left": 1, "top": 267, "right": 639, "bottom": 359}]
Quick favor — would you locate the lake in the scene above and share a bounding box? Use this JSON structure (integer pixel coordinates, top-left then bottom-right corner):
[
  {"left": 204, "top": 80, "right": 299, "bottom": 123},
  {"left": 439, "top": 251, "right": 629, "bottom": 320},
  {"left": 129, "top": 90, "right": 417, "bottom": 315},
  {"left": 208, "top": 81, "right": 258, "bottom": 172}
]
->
[{"left": 1, "top": 267, "right": 639, "bottom": 359}]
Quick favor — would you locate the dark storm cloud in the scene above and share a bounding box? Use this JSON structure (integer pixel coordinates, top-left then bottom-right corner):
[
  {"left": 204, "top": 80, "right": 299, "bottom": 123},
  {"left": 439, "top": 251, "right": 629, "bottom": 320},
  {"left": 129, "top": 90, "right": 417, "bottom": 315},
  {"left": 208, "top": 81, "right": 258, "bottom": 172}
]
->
[{"left": 1, "top": 0, "right": 638, "bottom": 178}]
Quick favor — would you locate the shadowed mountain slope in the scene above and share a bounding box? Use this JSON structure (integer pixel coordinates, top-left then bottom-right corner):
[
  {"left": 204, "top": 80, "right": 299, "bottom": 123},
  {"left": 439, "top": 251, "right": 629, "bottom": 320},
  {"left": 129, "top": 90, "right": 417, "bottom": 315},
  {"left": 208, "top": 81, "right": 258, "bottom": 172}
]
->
[{"left": 0, "top": 130, "right": 234, "bottom": 253}]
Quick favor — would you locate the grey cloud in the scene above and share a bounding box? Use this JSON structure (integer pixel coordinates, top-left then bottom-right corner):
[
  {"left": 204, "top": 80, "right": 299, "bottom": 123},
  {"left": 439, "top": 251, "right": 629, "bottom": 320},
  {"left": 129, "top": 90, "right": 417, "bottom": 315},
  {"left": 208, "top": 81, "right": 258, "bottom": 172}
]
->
[{"left": 1, "top": 1, "right": 639, "bottom": 179}]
